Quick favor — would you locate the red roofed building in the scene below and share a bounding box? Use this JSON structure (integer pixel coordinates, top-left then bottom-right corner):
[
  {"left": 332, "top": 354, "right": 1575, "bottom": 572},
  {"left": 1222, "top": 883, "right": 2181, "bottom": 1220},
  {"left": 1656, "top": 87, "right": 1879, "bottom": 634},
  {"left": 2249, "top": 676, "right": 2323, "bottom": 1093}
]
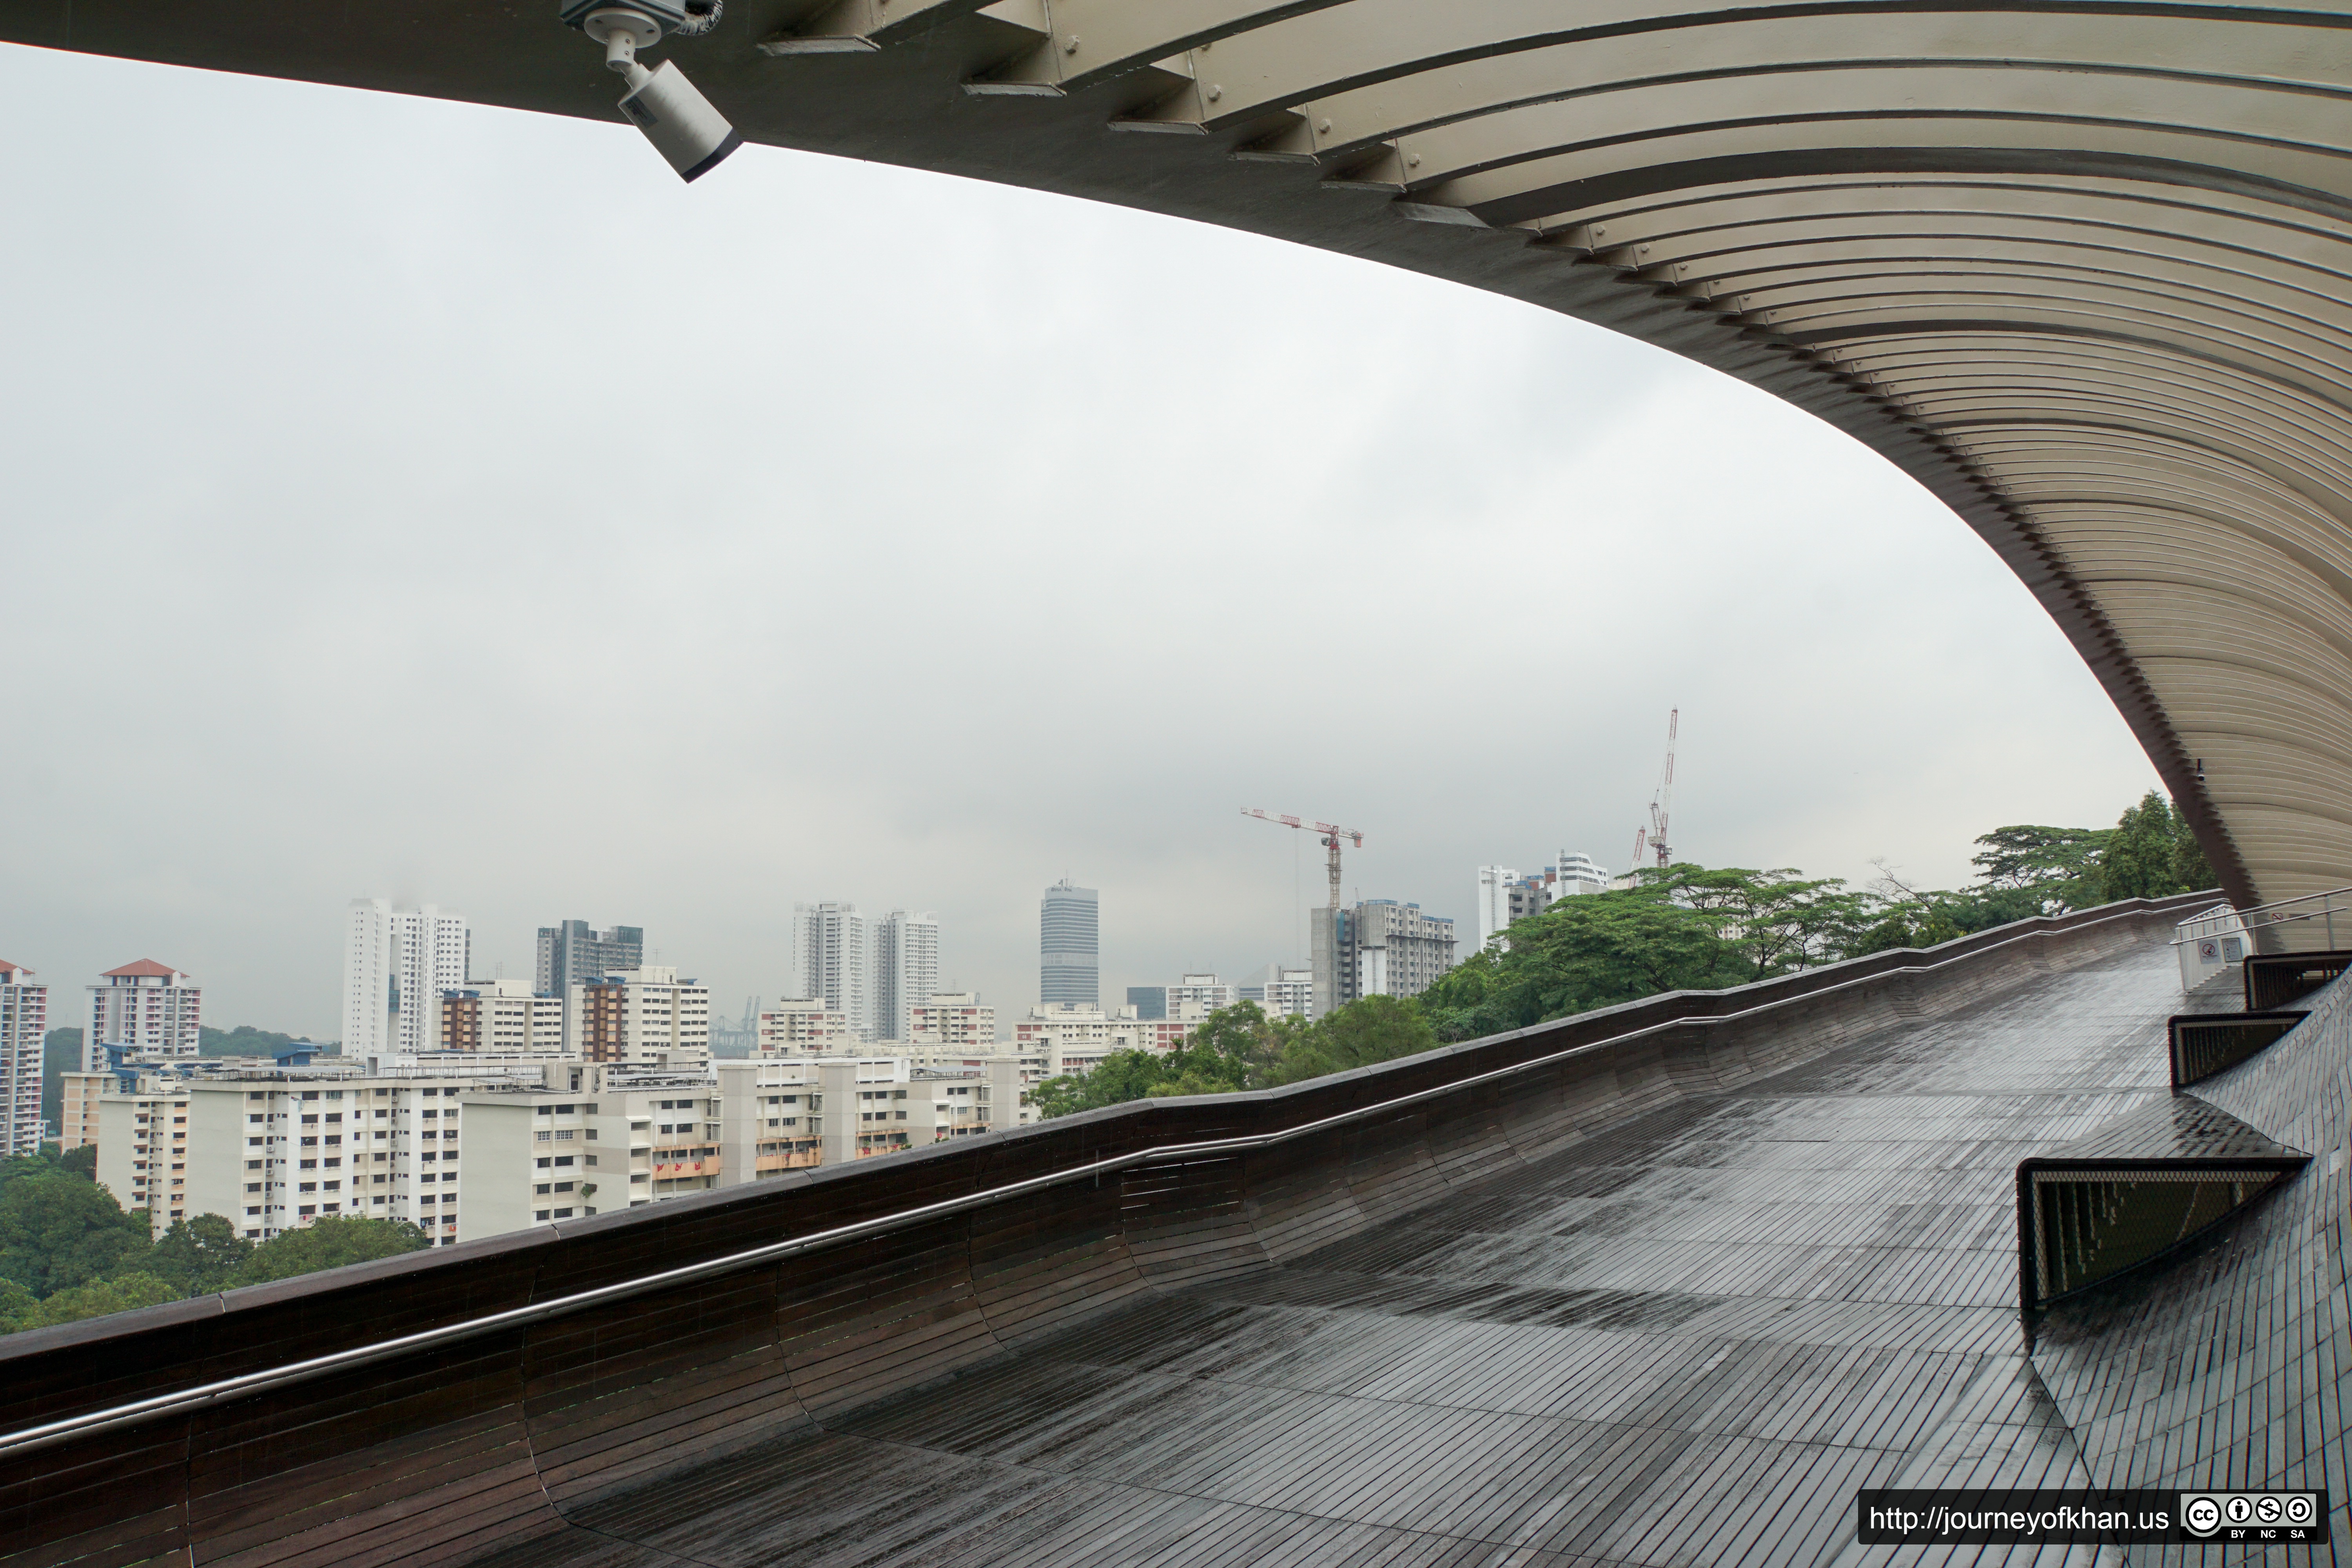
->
[
  {"left": 86, "top": 960, "right": 200, "bottom": 1071},
  {"left": 0, "top": 962, "right": 45, "bottom": 1160}
]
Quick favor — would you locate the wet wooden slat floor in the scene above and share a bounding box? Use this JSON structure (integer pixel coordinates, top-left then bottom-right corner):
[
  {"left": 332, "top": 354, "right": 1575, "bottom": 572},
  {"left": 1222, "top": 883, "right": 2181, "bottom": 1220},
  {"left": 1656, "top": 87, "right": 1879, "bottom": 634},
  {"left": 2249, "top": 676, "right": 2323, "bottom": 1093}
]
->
[{"left": 481, "top": 944, "right": 2217, "bottom": 1568}]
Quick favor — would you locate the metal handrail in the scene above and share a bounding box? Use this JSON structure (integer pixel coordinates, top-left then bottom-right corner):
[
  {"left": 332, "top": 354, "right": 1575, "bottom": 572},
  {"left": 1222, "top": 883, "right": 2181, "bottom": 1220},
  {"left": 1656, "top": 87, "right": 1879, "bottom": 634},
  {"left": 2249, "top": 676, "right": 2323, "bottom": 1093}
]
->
[
  {"left": 2171, "top": 886, "right": 2352, "bottom": 949},
  {"left": 0, "top": 899, "right": 2178, "bottom": 1460}
]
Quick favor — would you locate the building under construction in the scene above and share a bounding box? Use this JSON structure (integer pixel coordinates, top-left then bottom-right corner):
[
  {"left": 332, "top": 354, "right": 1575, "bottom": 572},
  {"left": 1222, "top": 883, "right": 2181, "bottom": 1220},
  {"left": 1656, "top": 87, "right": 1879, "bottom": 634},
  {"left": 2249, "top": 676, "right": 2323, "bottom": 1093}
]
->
[{"left": 1315, "top": 899, "right": 1458, "bottom": 1016}]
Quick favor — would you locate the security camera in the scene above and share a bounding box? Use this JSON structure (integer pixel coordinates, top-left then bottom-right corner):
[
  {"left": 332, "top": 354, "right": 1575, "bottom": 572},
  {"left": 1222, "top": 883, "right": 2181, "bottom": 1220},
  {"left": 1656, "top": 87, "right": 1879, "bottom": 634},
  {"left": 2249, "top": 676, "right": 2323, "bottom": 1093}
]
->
[{"left": 560, "top": 2, "right": 742, "bottom": 182}]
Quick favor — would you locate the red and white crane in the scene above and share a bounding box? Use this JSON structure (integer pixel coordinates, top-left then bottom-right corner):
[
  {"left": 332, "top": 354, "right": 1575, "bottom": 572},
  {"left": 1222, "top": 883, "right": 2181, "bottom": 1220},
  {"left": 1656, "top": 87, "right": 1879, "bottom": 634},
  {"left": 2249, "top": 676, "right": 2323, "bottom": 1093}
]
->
[
  {"left": 1627, "top": 709, "right": 1679, "bottom": 877},
  {"left": 1242, "top": 809, "right": 1363, "bottom": 909}
]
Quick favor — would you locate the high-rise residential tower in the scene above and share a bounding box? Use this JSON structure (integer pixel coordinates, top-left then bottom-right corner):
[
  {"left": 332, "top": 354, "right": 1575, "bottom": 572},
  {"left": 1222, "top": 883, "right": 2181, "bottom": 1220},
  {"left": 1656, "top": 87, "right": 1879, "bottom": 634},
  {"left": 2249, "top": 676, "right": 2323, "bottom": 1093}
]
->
[
  {"left": 793, "top": 902, "right": 871, "bottom": 1040},
  {"left": 343, "top": 900, "right": 471, "bottom": 1058},
  {"left": 436, "top": 978, "right": 565, "bottom": 1053},
  {"left": 535, "top": 921, "right": 645, "bottom": 1002},
  {"left": 872, "top": 910, "right": 940, "bottom": 1044},
  {"left": 565, "top": 966, "right": 711, "bottom": 1069},
  {"left": 908, "top": 992, "right": 996, "bottom": 1050},
  {"left": 1040, "top": 881, "right": 1099, "bottom": 1006},
  {"left": 1330, "top": 901, "right": 1456, "bottom": 1011},
  {"left": 0, "top": 962, "right": 47, "bottom": 1158},
  {"left": 84, "top": 960, "right": 201, "bottom": 1072},
  {"left": 1475, "top": 866, "right": 1516, "bottom": 953}
]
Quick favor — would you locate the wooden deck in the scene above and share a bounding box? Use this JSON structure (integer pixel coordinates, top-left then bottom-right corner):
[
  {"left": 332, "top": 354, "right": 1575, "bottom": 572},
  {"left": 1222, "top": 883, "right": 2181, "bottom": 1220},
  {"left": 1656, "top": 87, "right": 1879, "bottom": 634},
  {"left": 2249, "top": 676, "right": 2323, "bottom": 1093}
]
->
[{"left": 472, "top": 941, "right": 2234, "bottom": 1567}]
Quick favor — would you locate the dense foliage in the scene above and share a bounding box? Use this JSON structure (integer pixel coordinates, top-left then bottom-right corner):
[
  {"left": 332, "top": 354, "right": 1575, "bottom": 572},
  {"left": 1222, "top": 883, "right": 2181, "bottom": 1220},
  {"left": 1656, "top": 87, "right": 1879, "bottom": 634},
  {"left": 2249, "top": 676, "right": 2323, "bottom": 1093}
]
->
[
  {"left": 0, "top": 1151, "right": 428, "bottom": 1334},
  {"left": 199, "top": 1024, "right": 321, "bottom": 1058},
  {"left": 39, "top": 1029, "right": 79, "bottom": 1130},
  {"left": 1037, "top": 792, "right": 2223, "bottom": 1114},
  {"left": 1029, "top": 996, "right": 1441, "bottom": 1117}
]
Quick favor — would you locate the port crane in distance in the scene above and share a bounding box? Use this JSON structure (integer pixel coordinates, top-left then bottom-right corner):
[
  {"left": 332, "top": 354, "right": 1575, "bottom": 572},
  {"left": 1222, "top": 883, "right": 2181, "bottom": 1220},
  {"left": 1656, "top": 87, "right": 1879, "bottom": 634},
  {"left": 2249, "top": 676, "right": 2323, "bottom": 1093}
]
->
[{"left": 1241, "top": 809, "right": 1363, "bottom": 909}]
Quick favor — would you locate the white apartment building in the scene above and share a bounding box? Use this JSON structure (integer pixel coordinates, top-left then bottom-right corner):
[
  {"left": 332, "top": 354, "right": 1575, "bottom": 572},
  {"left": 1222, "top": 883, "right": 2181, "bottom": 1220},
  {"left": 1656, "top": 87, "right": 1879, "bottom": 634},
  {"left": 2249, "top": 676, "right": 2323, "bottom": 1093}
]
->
[
  {"left": 715, "top": 1058, "right": 823, "bottom": 1181},
  {"left": 94, "top": 1076, "right": 190, "bottom": 1235},
  {"left": 872, "top": 910, "right": 939, "bottom": 1044},
  {"left": 85, "top": 960, "right": 200, "bottom": 1072},
  {"left": 1240, "top": 967, "right": 1315, "bottom": 1019},
  {"left": 1552, "top": 851, "right": 1609, "bottom": 897},
  {"left": 456, "top": 1063, "right": 718, "bottom": 1238},
  {"left": 793, "top": 902, "right": 871, "bottom": 1040},
  {"left": 907, "top": 992, "right": 995, "bottom": 1050},
  {"left": 185, "top": 1069, "right": 483, "bottom": 1244},
  {"left": 168, "top": 1054, "right": 600, "bottom": 1245},
  {"left": 437, "top": 978, "right": 564, "bottom": 1053},
  {"left": 343, "top": 900, "right": 471, "bottom": 1057},
  {"left": 757, "top": 997, "right": 853, "bottom": 1053},
  {"left": 101, "top": 1048, "right": 1044, "bottom": 1254},
  {"left": 59, "top": 1071, "right": 106, "bottom": 1152},
  {"left": 1479, "top": 853, "right": 1607, "bottom": 954},
  {"left": 1129, "top": 975, "right": 1238, "bottom": 1020},
  {"left": 1013, "top": 1004, "right": 1197, "bottom": 1076},
  {"left": 714, "top": 1054, "right": 1033, "bottom": 1169},
  {"left": 1171, "top": 974, "right": 1236, "bottom": 1014},
  {"left": 1476, "top": 866, "right": 1517, "bottom": 954},
  {"left": 566, "top": 967, "right": 711, "bottom": 1070},
  {"left": 0, "top": 962, "right": 47, "bottom": 1158}
]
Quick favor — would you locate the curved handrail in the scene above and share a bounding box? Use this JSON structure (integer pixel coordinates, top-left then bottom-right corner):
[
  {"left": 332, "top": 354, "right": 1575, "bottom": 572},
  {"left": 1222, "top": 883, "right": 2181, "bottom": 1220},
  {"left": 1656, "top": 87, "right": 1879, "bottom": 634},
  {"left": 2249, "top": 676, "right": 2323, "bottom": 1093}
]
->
[{"left": 0, "top": 897, "right": 2192, "bottom": 1460}]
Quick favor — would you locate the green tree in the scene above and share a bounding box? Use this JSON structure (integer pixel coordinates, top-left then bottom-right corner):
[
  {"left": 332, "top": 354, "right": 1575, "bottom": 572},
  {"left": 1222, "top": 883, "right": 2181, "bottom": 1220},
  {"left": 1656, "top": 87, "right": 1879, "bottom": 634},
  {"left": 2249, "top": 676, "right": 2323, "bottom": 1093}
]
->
[
  {"left": 4, "top": 1273, "right": 178, "bottom": 1332},
  {"left": 0, "top": 1173, "right": 151, "bottom": 1297},
  {"left": 1417, "top": 886, "right": 1748, "bottom": 1042},
  {"left": 1267, "top": 995, "right": 1437, "bottom": 1085},
  {"left": 1033, "top": 998, "right": 1437, "bottom": 1114},
  {"left": 198, "top": 1025, "right": 318, "bottom": 1058},
  {"left": 148, "top": 1214, "right": 253, "bottom": 1296},
  {"left": 1655, "top": 865, "right": 1882, "bottom": 979},
  {"left": 235, "top": 1215, "right": 430, "bottom": 1285},
  {"left": 1151, "top": 1001, "right": 1297, "bottom": 1096},
  {"left": 39, "top": 1029, "right": 80, "bottom": 1132},
  {"left": 1031, "top": 1048, "right": 1183, "bottom": 1119},
  {"left": 1970, "top": 825, "right": 2110, "bottom": 911},
  {"left": 56, "top": 1145, "right": 96, "bottom": 1181},
  {"left": 2102, "top": 791, "right": 2186, "bottom": 901},
  {"left": 2173, "top": 808, "right": 2217, "bottom": 893}
]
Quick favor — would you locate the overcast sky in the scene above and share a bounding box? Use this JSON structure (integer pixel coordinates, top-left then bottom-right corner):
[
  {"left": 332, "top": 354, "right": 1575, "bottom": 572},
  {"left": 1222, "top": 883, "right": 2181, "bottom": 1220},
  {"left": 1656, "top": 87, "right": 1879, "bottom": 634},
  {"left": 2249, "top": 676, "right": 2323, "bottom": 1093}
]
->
[{"left": 0, "top": 43, "right": 2166, "bottom": 1038}]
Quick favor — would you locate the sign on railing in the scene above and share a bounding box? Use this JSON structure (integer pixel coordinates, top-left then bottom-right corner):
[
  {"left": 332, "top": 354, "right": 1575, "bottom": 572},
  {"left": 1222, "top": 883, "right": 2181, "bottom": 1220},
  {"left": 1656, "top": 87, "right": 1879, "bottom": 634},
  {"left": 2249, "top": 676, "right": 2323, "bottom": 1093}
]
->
[{"left": 2173, "top": 886, "right": 2352, "bottom": 989}]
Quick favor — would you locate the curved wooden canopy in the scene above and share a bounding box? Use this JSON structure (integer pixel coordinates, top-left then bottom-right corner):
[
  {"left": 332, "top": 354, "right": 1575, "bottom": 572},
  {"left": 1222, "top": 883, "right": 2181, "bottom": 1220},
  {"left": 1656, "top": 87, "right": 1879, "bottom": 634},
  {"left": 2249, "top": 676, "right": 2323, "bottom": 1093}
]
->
[{"left": 16, "top": 0, "right": 2352, "bottom": 902}]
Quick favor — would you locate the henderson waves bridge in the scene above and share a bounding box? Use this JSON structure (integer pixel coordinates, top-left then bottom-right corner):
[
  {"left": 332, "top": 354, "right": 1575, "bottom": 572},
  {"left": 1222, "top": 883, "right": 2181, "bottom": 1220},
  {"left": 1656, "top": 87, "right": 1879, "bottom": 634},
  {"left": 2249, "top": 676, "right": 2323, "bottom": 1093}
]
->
[{"left": 5, "top": 3, "right": 2352, "bottom": 1562}]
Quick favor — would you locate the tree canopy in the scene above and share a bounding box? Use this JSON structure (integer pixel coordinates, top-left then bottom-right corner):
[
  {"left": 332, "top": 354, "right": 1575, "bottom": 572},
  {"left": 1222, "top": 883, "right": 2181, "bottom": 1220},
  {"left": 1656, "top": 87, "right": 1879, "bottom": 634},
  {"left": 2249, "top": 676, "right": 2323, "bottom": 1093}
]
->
[
  {"left": 1417, "top": 881, "right": 1750, "bottom": 1042},
  {"left": 1036, "top": 791, "right": 2223, "bottom": 1120},
  {"left": 0, "top": 1150, "right": 430, "bottom": 1336},
  {"left": 234, "top": 1216, "right": 431, "bottom": 1285},
  {"left": 1029, "top": 997, "right": 1442, "bottom": 1117},
  {"left": 1969, "top": 825, "right": 2109, "bottom": 907},
  {"left": 147, "top": 1214, "right": 254, "bottom": 1296},
  {"left": 0, "top": 1163, "right": 151, "bottom": 1298},
  {"left": 198, "top": 1024, "right": 321, "bottom": 1058}
]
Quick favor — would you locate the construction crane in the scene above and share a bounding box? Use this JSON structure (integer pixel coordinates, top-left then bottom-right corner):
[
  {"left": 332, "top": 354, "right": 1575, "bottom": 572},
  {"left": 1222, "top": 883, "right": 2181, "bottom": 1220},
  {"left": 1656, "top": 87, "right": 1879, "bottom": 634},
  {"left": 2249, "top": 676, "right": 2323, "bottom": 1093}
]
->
[
  {"left": 1242, "top": 809, "right": 1364, "bottom": 909},
  {"left": 1627, "top": 709, "right": 1680, "bottom": 876}
]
